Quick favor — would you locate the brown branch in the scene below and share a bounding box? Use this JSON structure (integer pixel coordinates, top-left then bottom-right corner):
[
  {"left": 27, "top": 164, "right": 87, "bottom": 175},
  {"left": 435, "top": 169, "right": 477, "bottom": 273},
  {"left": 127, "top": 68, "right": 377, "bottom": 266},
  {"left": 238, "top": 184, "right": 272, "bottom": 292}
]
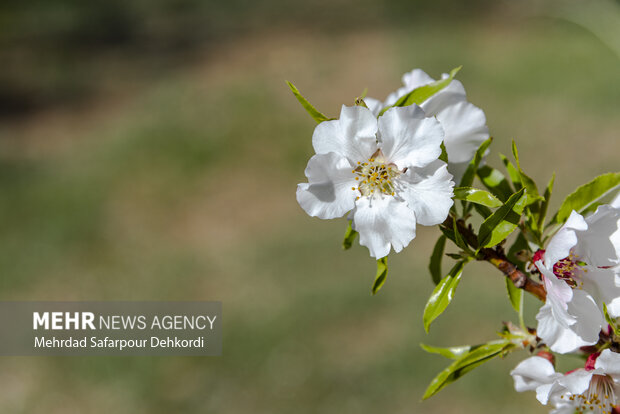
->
[{"left": 442, "top": 216, "right": 546, "bottom": 301}]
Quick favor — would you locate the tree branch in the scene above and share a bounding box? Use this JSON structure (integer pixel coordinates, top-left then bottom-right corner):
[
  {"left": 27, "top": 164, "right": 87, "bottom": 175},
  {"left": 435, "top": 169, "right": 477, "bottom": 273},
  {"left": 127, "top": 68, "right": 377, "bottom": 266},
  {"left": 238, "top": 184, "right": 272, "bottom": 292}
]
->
[{"left": 442, "top": 216, "right": 546, "bottom": 301}]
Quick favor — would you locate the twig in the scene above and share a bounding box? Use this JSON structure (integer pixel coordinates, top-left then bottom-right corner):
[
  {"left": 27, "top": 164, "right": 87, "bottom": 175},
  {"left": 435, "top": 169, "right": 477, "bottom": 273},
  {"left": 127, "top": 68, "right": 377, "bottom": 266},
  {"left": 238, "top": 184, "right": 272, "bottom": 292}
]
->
[{"left": 442, "top": 217, "right": 546, "bottom": 301}]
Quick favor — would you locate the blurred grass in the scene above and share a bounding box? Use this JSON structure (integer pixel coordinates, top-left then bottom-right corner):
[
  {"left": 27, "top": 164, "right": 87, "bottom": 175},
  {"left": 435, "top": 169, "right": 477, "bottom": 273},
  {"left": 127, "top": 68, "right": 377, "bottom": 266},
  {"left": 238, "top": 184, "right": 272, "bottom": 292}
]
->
[{"left": 0, "top": 10, "right": 618, "bottom": 414}]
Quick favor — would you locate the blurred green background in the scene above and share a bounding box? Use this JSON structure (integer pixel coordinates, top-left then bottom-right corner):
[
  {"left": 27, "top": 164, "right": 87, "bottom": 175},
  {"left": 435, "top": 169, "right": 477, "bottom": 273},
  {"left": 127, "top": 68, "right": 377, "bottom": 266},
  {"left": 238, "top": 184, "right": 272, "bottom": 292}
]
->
[{"left": 0, "top": 0, "right": 618, "bottom": 412}]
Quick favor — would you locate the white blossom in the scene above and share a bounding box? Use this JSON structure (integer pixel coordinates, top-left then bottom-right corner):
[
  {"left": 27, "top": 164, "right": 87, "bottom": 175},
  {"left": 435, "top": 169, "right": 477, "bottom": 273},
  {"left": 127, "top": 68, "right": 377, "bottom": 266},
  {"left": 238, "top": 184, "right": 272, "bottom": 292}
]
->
[
  {"left": 535, "top": 206, "right": 620, "bottom": 353},
  {"left": 511, "top": 350, "right": 620, "bottom": 414},
  {"left": 296, "top": 104, "right": 454, "bottom": 258},
  {"left": 365, "top": 69, "right": 489, "bottom": 182}
]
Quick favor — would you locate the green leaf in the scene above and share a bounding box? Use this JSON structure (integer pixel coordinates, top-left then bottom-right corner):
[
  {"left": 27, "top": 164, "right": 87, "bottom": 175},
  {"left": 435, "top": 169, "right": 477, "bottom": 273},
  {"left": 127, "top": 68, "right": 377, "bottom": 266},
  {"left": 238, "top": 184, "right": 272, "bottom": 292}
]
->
[
  {"left": 342, "top": 221, "right": 358, "bottom": 250},
  {"left": 452, "top": 219, "right": 472, "bottom": 253},
  {"left": 439, "top": 141, "right": 448, "bottom": 163},
  {"left": 523, "top": 207, "right": 542, "bottom": 246},
  {"left": 473, "top": 203, "right": 492, "bottom": 219},
  {"left": 372, "top": 257, "right": 388, "bottom": 295},
  {"left": 478, "top": 165, "right": 513, "bottom": 202},
  {"left": 500, "top": 153, "right": 522, "bottom": 190},
  {"left": 429, "top": 236, "right": 447, "bottom": 285},
  {"left": 420, "top": 343, "right": 472, "bottom": 360},
  {"left": 439, "top": 225, "right": 456, "bottom": 245},
  {"left": 379, "top": 66, "right": 462, "bottom": 115},
  {"left": 459, "top": 137, "right": 493, "bottom": 188},
  {"left": 286, "top": 81, "right": 331, "bottom": 123},
  {"left": 507, "top": 231, "right": 531, "bottom": 271},
  {"left": 511, "top": 141, "right": 543, "bottom": 207},
  {"left": 603, "top": 303, "right": 620, "bottom": 337},
  {"left": 538, "top": 173, "right": 555, "bottom": 230},
  {"left": 505, "top": 278, "right": 523, "bottom": 314},
  {"left": 453, "top": 187, "right": 503, "bottom": 208},
  {"left": 553, "top": 172, "right": 620, "bottom": 225},
  {"left": 478, "top": 188, "right": 527, "bottom": 248},
  {"left": 423, "top": 260, "right": 467, "bottom": 332},
  {"left": 359, "top": 87, "right": 368, "bottom": 100},
  {"left": 423, "top": 340, "right": 513, "bottom": 399}
]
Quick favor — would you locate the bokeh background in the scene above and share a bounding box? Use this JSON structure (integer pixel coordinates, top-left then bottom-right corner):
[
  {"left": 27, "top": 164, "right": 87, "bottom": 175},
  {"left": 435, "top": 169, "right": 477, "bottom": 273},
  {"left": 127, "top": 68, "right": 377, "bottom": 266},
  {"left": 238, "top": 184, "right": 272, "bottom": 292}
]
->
[{"left": 0, "top": 0, "right": 619, "bottom": 412}]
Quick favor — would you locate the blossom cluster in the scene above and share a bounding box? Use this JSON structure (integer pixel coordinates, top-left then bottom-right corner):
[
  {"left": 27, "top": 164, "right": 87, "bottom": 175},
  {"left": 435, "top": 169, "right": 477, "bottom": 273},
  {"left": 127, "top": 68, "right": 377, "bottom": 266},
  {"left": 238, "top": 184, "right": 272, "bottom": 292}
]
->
[
  {"left": 511, "top": 197, "right": 620, "bottom": 414},
  {"left": 296, "top": 69, "right": 488, "bottom": 258},
  {"left": 291, "top": 67, "right": 620, "bottom": 412}
]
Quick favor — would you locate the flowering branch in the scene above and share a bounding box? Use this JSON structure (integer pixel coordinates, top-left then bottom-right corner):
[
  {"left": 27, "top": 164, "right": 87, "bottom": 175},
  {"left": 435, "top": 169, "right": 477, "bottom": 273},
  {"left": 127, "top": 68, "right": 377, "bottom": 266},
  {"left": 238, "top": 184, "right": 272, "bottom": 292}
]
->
[{"left": 290, "top": 66, "right": 620, "bottom": 410}]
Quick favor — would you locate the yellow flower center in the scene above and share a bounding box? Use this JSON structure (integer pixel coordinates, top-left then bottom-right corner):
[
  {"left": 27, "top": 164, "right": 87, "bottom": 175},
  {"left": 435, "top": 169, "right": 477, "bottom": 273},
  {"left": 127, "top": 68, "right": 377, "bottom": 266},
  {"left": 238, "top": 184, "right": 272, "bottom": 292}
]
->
[
  {"left": 562, "top": 374, "right": 616, "bottom": 414},
  {"left": 351, "top": 150, "right": 402, "bottom": 198},
  {"left": 553, "top": 252, "right": 587, "bottom": 290}
]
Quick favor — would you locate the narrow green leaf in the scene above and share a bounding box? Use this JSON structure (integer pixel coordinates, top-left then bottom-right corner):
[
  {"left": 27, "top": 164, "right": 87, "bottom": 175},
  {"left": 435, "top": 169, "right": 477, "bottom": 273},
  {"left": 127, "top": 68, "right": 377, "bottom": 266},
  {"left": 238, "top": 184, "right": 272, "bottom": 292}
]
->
[
  {"left": 553, "top": 172, "right": 620, "bottom": 225},
  {"left": 342, "top": 221, "right": 358, "bottom": 250},
  {"left": 478, "top": 165, "right": 513, "bottom": 201},
  {"left": 500, "top": 153, "right": 522, "bottom": 190},
  {"left": 439, "top": 225, "right": 456, "bottom": 245},
  {"left": 423, "top": 261, "right": 467, "bottom": 332},
  {"left": 478, "top": 188, "right": 527, "bottom": 248},
  {"left": 429, "top": 236, "right": 447, "bottom": 285},
  {"left": 372, "top": 257, "right": 388, "bottom": 295},
  {"left": 603, "top": 303, "right": 620, "bottom": 337},
  {"left": 524, "top": 206, "right": 542, "bottom": 244},
  {"left": 473, "top": 203, "right": 492, "bottom": 219},
  {"left": 286, "top": 81, "right": 331, "bottom": 123},
  {"left": 511, "top": 141, "right": 543, "bottom": 207},
  {"left": 459, "top": 137, "right": 493, "bottom": 188},
  {"left": 538, "top": 173, "right": 555, "bottom": 230},
  {"left": 454, "top": 187, "right": 503, "bottom": 208},
  {"left": 423, "top": 340, "right": 513, "bottom": 399},
  {"left": 505, "top": 278, "right": 523, "bottom": 314},
  {"left": 420, "top": 343, "right": 472, "bottom": 360},
  {"left": 379, "top": 66, "right": 462, "bottom": 115},
  {"left": 452, "top": 219, "right": 471, "bottom": 253}
]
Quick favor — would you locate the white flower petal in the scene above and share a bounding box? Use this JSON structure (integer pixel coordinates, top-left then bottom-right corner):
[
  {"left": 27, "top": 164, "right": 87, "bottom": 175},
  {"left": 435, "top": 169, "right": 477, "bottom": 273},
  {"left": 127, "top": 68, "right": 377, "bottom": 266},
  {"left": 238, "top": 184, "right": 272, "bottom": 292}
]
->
[
  {"left": 545, "top": 211, "right": 588, "bottom": 268},
  {"left": 581, "top": 266, "right": 620, "bottom": 317},
  {"left": 537, "top": 383, "right": 567, "bottom": 406},
  {"left": 402, "top": 69, "right": 435, "bottom": 90},
  {"left": 445, "top": 161, "right": 470, "bottom": 186},
  {"left": 352, "top": 196, "right": 416, "bottom": 258},
  {"left": 536, "top": 305, "right": 583, "bottom": 354},
  {"left": 595, "top": 349, "right": 620, "bottom": 375},
  {"left": 399, "top": 160, "right": 454, "bottom": 226},
  {"left": 558, "top": 369, "right": 593, "bottom": 395},
  {"left": 378, "top": 105, "right": 444, "bottom": 169},
  {"left": 426, "top": 100, "right": 489, "bottom": 165},
  {"left": 536, "top": 288, "right": 602, "bottom": 353},
  {"left": 537, "top": 289, "right": 602, "bottom": 353},
  {"left": 296, "top": 153, "right": 357, "bottom": 219},
  {"left": 566, "top": 289, "right": 605, "bottom": 344},
  {"left": 538, "top": 264, "right": 573, "bottom": 316},
  {"left": 312, "top": 105, "right": 378, "bottom": 162},
  {"left": 511, "top": 356, "right": 558, "bottom": 393},
  {"left": 364, "top": 97, "right": 383, "bottom": 117},
  {"left": 576, "top": 204, "right": 620, "bottom": 266},
  {"left": 612, "top": 192, "right": 620, "bottom": 208}
]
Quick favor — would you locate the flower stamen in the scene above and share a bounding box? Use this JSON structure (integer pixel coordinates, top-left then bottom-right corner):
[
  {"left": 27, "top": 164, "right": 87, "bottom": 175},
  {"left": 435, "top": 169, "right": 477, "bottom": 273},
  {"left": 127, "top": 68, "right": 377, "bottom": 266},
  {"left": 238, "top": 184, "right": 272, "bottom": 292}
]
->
[
  {"left": 565, "top": 374, "right": 617, "bottom": 414},
  {"left": 353, "top": 150, "right": 402, "bottom": 198}
]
